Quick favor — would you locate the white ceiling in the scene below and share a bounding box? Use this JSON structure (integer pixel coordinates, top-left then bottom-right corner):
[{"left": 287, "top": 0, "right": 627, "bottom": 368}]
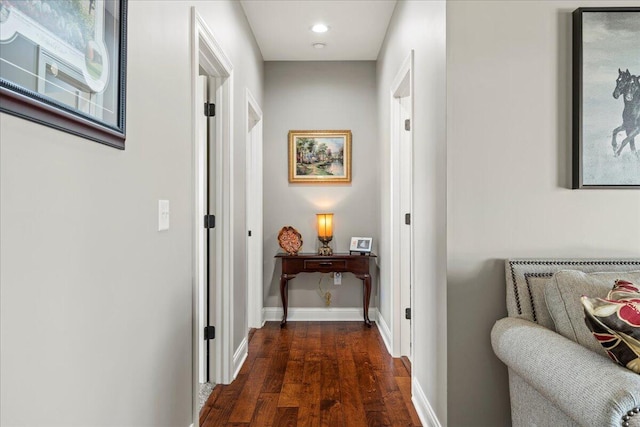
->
[{"left": 240, "top": 0, "right": 398, "bottom": 61}]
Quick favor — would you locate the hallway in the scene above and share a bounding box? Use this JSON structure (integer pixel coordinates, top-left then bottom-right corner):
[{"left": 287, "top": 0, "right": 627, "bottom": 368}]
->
[{"left": 199, "top": 322, "right": 421, "bottom": 426}]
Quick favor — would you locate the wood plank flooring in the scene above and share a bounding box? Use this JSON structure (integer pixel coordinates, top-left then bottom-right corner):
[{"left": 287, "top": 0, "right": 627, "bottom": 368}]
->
[{"left": 200, "top": 321, "right": 422, "bottom": 427}]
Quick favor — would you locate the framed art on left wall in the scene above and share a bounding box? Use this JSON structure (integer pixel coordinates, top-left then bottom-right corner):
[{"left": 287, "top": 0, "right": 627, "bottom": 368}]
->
[{"left": 0, "top": 0, "right": 128, "bottom": 149}]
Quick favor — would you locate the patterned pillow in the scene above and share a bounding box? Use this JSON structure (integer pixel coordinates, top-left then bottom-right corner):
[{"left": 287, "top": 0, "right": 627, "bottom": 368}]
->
[{"left": 581, "top": 280, "right": 640, "bottom": 374}]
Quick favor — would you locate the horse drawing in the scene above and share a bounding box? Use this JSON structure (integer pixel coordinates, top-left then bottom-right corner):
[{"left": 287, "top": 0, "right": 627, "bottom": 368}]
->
[{"left": 611, "top": 68, "right": 640, "bottom": 157}]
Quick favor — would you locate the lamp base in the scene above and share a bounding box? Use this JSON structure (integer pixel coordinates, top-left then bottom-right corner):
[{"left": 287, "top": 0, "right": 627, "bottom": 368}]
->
[
  {"left": 318, "top": 245, "right": 333, "bottom": 256},
  {"left": 318, "top": 237, "right": 333, "bottom": 256}
]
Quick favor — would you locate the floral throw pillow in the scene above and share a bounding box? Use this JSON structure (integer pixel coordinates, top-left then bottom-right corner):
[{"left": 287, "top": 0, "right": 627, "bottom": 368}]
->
[{"left": 581, "top": 280, "right": 640, "bottom": 374}]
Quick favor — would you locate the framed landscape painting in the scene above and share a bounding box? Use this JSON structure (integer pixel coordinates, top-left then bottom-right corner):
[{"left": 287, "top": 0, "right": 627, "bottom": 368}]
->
[
  {"left": 0, "top": 0, "right": 128, "bottom": 149},
  {"left": 573, "top": 7, "right": 640, "bottom": 188},
  {"left": 288, "top": 130, "right": 352, "bottom": 183}
]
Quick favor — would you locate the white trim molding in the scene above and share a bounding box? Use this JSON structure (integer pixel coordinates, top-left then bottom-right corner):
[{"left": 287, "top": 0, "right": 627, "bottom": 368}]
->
[
  {"left": 263, "top": 307, "right": 378, "bottom": 323},
  {"left": 376, "top": 309, "right": 393, "bottom": 356},
  {"left": 245, "top": 88, "right": 264, "bottom": 330},
  {"left": 191, "top": 7, "right": 235, "bottom": 387},
  {"left": 412, "top": 377, "right": 442, "bottom": 427},
  {"left": 191, "top": 7, "right": 235, "bottom": 427},
  {"left": 232, "top": 337, "right": 248, "bottom": 380},
  {"left": 388, "top": 49, "right": 415, "bottom": 358}
]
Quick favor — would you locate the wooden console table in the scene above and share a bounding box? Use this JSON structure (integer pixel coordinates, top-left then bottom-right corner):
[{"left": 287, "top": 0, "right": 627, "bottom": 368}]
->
[{"left": 275, "top": 253, "right": 376, "bottom": 327}]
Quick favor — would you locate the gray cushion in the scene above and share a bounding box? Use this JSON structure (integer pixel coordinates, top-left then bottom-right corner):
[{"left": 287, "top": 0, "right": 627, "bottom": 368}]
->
[
  {"left": 526, "top": 275, "right": 556, "bottom": 330},
  {"left": 544, "top": 270, "right": 640, "bottom": 356}
]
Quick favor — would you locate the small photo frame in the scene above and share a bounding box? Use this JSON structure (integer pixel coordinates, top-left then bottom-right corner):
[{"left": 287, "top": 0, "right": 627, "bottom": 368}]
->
[{"left": 350, "top": 237, "right": 372, "bottom": 253}]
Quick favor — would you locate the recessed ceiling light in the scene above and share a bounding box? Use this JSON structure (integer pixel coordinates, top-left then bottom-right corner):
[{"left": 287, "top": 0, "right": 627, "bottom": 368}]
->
[
  {"left": 313, "top": 42, "right": 326, "bottom": 49},
  {"left": 311, "top": 24, "right": 329, "bottom": 33}
]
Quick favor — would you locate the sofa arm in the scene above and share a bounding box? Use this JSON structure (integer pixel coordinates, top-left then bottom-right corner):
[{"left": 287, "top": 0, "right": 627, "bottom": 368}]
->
[{"left": 492, "top": 317, "right": 640, "bottom": 427}]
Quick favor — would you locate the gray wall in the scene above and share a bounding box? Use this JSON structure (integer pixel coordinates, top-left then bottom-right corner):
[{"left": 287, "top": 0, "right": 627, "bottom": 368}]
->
[
  {"left": 377, "top": 0, "right": 448, "bottom": 423},
  {"left": 0, "top": 1, "right": 263, "bottom": 426},
  {"left": 447, "top": 1, "right": 640, "bottom": 426},
  {"left": 263, "top": 61, "right": 379, "bottom": 310}
]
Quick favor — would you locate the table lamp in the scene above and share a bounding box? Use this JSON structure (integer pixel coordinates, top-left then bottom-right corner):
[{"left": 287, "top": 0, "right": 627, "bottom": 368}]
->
[{"left": 316, "top": 213, "right": 333, "bottom": 255}]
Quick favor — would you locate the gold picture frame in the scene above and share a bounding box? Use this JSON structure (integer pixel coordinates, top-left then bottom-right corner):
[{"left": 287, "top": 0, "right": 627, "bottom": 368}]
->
[{"left": 288, "top": 130, "right": 352, "bottom": 183}]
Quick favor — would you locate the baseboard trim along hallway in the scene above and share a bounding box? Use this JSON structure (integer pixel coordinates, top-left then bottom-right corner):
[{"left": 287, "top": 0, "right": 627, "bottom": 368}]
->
[
  {"left": 232, "top": 337, "right": 248, "bottom": 380},
  {"left": 262, "top": 307, "right": 378, "bottom": 323},
  {"left": 376, "top": 309, "right": 393, "bottom": 355},
  {"left": 412, "top": 377, "right": 443, "bottom": 427}
]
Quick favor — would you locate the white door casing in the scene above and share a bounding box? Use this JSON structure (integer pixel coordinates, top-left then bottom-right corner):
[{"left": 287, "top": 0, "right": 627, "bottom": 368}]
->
[
  {"left": 399, "top": 93, "right": 412, "bottom": 360},
  {"left": 196, "top": 75, "right": 207, "bottom": 384},
  {"left": 191, "top": 7, "right": 235, "bottom": 424},
  {"left": 206, "top": 75, "right": 219, "bottom": 384},
  {"left": 245, "top": 89, "right": 264, "bottom": 329},
  {"left": 389, "top": 51, "right": 414, "bottom": 360}
]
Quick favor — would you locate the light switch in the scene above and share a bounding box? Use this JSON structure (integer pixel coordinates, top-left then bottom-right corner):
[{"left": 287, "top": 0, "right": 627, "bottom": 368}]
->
[
  {"left": 334, "top": 272, "right": 342, "bottom": 285},
  {"left": 158, "top": 200, "right": 170, "bottom": 231}
]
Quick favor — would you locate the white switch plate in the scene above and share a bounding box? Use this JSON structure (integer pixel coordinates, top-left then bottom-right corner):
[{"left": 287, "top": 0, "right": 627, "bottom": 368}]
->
[
  {"left": 334, "top": 272, "right": 342, "bottom": 285},
  {"left": 158, "top": 200, "right": 170, "bottom": 231}
]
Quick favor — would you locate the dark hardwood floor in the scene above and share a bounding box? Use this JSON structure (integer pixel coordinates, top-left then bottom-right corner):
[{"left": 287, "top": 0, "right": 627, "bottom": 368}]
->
[{"left": 200, "top": 321, "right": 422, "bottom": 427}]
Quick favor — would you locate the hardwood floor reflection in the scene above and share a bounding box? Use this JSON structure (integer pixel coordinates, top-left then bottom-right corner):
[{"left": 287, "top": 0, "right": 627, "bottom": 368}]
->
[{"left": 200, "top": 321, "right": 422, "bottom": 427}]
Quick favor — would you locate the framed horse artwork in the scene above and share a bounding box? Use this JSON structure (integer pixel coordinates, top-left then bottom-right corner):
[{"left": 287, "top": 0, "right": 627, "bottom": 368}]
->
[
  {"left": 573, "top": 7, "right": 640, "bottom": 189},
  {"left": 0, "top": 0, "right": 128, "bottom": 149}
]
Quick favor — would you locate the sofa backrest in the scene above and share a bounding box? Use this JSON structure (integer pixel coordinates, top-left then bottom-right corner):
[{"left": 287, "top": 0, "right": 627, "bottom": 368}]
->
[{"left": 504, "top": 259, "right": 640, "bottom": 329}]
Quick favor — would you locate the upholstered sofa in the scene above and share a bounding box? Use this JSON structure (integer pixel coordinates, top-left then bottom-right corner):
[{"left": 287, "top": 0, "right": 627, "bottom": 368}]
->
[{"left": 491, "top": 259, "right": 640, "bottom": 427}]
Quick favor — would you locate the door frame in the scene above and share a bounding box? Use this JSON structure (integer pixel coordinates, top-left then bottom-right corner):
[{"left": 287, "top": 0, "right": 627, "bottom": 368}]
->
[
  {"left": 195, "top": 75, "right": 207, "bottom": 384},
  {"left": 389, "top": 50, "right": 414, "bottom": 360},
  {"left": 191, "top": 7, "right": 235, "bottom": 422},
  {"left": 245, "top": 89, "right": 264, "bottom": 330}
]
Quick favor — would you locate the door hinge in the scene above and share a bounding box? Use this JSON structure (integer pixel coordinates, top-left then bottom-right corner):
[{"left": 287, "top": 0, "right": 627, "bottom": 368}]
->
[
  {"left": 204, "top": 102, "right": 216, "bottom": 117},
  {"left": 204, "top": 326, "right": 215, "bottom": 340},
  {"left": 404, "top": 119, "right": 411, "bottom": 131},
  {"left": 405, "top": 213, "right": 411, "bottom": 225},
  {"left": 204, "top": 214, "right": 216, "bottom": 229},
  {"left": 248, "top": 230, "right": 252, "bottom": 237},
  {"left": 405, "top": 308, "right": 411, "bottom": 320}
]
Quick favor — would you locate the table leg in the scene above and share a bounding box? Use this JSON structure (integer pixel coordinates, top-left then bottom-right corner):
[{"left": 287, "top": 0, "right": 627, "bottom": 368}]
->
[
  {"left": 280, "top": 275, "right": 289, "bottom": 327},
  {"left": 357, "top": 273, "right": 372, "bottom": 327}
]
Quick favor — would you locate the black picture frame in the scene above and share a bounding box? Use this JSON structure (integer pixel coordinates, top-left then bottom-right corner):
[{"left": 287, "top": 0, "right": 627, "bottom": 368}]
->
[
  {"left": 0, "top": 0, "right": 128, "bottom": 149},
  {"left": 572, "top": 7, "right": 640, "bottom": 189}
]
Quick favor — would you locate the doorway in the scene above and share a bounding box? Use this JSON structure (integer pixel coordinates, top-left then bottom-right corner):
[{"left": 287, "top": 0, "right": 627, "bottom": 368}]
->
[
  {"left": 390, "top": 51, "right": 414, "bottom": 360},
  {"left": 191, "top": 7, "right": 235, "bottom": 423},
  {"left": 245, "top": 90, "right": 264, "bottom": 330},
  {"left": 196, "top": 73, "right": 217, "bottom": 404}
]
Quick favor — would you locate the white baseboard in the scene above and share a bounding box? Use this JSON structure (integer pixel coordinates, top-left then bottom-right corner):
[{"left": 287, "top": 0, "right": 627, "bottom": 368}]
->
[
  {"left": 412, "top": 377, "right": 442, "bottom": 427},
  {"left": 232, "top": 336, "right": 248, "bottom": 380},
  {"left": 263, "top": 306, "right": 378, "bottom": 322},
  {"left": 376, "top": 309, "right": 393, "bottom": 355}
]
